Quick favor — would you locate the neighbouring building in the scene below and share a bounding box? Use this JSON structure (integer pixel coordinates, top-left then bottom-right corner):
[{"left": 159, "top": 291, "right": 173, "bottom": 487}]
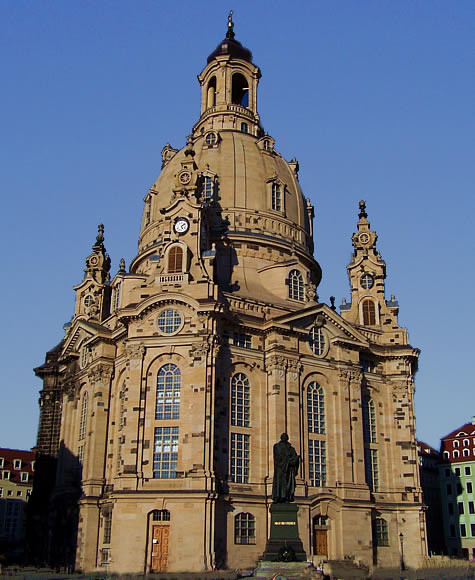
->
[
  {"left": 417, "top": 441, "right": 444, "bottom": 555},
  {"left": 439, "top": 417, "right": 475, "bottom": 560},
  {"left": 33, "top": 16, "right": 427, "bottom": 574},
  {"left": 0, "top": 448, "right": 35, "bottom": 560}
]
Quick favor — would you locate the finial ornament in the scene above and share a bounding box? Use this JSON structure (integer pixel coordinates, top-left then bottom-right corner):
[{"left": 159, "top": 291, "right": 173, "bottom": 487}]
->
[
  {"left": 119, "top": 258, "right": 126, "bottom": 274},
  {"left": 358, "top": 200, "right": 368, "bottom": 219},
  {"left": 96, "top": 224, "right": 105, "bottom": 244},
  {"left": 226, "top": 10, "right": 235, "bottom": 39}
]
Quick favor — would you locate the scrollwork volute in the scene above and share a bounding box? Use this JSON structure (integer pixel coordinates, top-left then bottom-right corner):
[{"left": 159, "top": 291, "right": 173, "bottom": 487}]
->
[
  {"left": 88, "top": 363, "right": 114, "bottom": 386},
  {"left": 338, "top": 367, "right": 361, "bottom": 386},
  {"left": 287, "top": 359, "right": 303, "bottom": 379},
  {"left": 305, "top": 282, "right": 317, "bottom": 302},
  {"left": 190, "top": 341, "right": 211, "bottom": 359},
  {"left": 266, "top": 355, "right": 288, "bottom": 379},
  {"left": 125, "top": 343, "right": 145, "bottom": 370}
]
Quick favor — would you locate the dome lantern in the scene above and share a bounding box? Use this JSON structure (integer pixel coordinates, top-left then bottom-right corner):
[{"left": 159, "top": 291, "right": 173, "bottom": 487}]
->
[{"left": 194, "top": 12, "right": 262, "bottom": 138}]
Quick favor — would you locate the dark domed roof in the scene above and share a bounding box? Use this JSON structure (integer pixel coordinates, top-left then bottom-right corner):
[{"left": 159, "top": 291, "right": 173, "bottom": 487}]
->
[{"left": 207, "top": 13, "right": 253, "bottom": 64}]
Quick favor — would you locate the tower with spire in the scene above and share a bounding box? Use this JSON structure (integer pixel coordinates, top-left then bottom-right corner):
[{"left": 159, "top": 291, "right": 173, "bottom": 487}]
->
[{"left": 33, "top": 15, "right": 426, "bottom": 574}]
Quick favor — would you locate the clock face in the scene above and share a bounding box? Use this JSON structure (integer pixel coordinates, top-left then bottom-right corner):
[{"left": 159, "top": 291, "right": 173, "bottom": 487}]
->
[
  {"left": 179, "top": 171, "right": 191, "bottom": 185},
  {"left": 174, "top": 218, "right": 189, "bottom": 234},
  {"left": 359, "top": 232, "right": 370, "bottom": 244}
]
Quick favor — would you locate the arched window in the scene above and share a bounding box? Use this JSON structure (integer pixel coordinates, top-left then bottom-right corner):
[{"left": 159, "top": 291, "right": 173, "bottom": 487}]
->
[
  {"left": 152, "top": 509, "right": 170, "bottom": 521},
  {"left": 231, "top": 373, "right": 250, "bottom": 427},
  {"left": 373, "top": 517, "right": 389, "bottom": 546},
  {"left": 307, "top": 383, "right": 325, "bottom": 434},
  {"left": 362, "top": 299, "right": 376, "bottom": 325},
  {"left": 168, "top": 246, "right": 183, "bottom": 273},
  {"left": 363, "top": 397, "right": 376, "bottom": 443},
  {"left": 234, "top": 513, "right": 255, "bottom": 544},
  {"left": 454, "top": 440, "right": 459, "bottom": 447},
  {"left": 79, "top": 391, "right": 88, "bottom": 441},
  {"left": 288, "top": 270, "right": 304, "bottom": 301},
  {"left": 463, "top": 449, "right": 469, "bottom": 457},
  {"left": 232, "top": 73, "right": 249, "bottom": 107},
  {"left": 207, "top": 76, "right": 216, "bottom": 108},
  {"left": 443, "top": 451, "right": 450, "bottom": 459},
  {"left": 453, "top": 450, "right": 459, "bottom": 458},
  {"left": 272, "top": 182, "right": 282, "bottom": 211},
  {"left": 156, "top": 364, "right": 181, "bottom": 420},
  {"left": 240, "top": 122, "right": 248, "bottom": 133},
  {"left": 463, "top": 439, "right": 469, "bottom": 447}
]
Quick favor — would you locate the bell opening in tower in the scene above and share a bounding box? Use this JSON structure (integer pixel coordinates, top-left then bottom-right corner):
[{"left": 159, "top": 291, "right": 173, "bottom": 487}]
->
[{"left": 232, "top": 73, "right": 249, "bottom": 107}]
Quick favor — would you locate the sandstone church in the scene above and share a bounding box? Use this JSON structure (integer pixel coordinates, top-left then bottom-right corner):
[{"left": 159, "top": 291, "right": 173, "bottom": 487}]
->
[{"left": 33, "top": 16, "right": 427, "bottom": 574}]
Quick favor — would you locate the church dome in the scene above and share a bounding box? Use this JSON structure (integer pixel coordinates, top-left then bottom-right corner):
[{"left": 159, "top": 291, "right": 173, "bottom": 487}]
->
[
  {"left": 134, "top": 14, "right": 321, "bottom": 301},
  {"left": 138, "top": 131, "right": 311, "bottom": 255}
]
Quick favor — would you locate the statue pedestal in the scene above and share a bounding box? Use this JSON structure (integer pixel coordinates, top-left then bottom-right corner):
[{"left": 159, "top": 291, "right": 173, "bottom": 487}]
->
[{"left": 262, "top": 503, "right": 306, "bottom": 562}]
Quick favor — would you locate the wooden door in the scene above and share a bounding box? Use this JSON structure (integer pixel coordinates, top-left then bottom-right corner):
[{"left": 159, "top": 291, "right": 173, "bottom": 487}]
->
[
  {"left": 314, "top": 529, "right": 328, "bottom": 556},
  {"left": 151, "top": 525, "right": 170, "bottom": 572}
]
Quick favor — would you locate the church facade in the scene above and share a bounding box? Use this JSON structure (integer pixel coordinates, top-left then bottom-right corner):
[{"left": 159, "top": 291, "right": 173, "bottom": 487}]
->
[{"left": 34, "top": 17, "right": 427, "bottom": 574}]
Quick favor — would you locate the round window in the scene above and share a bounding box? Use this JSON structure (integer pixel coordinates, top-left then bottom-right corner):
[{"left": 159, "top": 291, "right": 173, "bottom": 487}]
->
[
  {"left": 157, "top": 309, "right": 182, "bottom": 334},
  {"left": 84, "top": 295, "right": 93, "bottom": 307},
  {"left": 361, "top": 274, "right": 374, "bottom": 290},
  {"left": 308, "top": 326, "right": 326, "bottom": 356},
  {"left": 205, "top": 132, "right": 217, "bottom": 146}
]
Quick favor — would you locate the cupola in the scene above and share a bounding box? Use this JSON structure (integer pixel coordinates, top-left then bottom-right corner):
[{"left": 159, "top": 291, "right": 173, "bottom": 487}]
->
[{"left": 193, "top": 12, "right": 262, "bottom": 138}]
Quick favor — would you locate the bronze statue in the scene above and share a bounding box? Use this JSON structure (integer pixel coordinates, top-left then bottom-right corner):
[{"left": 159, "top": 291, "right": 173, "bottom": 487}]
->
[{"left": 272, "top": 433, "right": 299, "bottom": 503}]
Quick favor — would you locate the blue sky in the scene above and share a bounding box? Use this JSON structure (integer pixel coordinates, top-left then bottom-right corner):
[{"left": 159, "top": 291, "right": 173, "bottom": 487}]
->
[{"left": 1, "top": 1, "right": 473, "bottom": 451}]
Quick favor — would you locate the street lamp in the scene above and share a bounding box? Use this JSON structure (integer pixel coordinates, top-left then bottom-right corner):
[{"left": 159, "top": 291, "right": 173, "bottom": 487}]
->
[{"left": 399, "top": 532, "right": 405, "bottom": 570}]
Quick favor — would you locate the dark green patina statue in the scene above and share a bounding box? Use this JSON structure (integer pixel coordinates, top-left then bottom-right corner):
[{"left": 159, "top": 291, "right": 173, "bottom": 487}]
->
[{"left": 272, "top": 433, "right": 299, "bottom": 503}]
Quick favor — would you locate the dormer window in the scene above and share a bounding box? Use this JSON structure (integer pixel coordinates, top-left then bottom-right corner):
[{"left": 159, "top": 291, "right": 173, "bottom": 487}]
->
[
  {"left": 205, "top": 132, "right": 217, "bottom": 146},
  {"left": 202, "top": 176, "right": 216, "bottom": 200},
  {"left": 263, "top": 140, "right": 270, "bottom": 151},
  {"left": 272, "top": 183, "right": 282, "bottom": 212},
  {"left": 288, "top": 270, "right": 304, "bottom": 301},
  {"left": 168, "top": 246, "right": 183, "bottom": 273}
]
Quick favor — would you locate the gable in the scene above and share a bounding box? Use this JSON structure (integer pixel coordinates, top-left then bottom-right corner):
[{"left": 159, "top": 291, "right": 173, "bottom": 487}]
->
[{"left": 271, "top": 303, "right": 368, "bottom": 347}]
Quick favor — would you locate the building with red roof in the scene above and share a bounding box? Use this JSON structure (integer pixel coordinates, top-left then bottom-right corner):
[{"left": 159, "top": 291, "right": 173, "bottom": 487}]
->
[
  {"left": 438, "top": 417, "right": 475, "bottom": 560},
  {"left": 0, "top": 448, "right": 35, "bottom": 560}
]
